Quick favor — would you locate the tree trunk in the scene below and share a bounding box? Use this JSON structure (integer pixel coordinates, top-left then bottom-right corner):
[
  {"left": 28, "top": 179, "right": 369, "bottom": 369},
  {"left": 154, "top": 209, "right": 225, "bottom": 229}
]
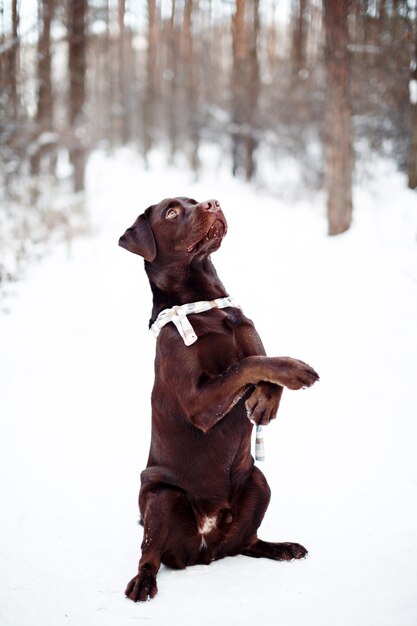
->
[
  {"left": 183, "top": 0, "right": 199, "bottom": 172},
  {"left": 104, "top": 0, "right": 116, "bottom": 147},
  {"left": 323, "top": 0, "right": 353, "bottom": 236},
  {"left": 232, "top": 0, "right": 260, "bottom": 181},
  {"left": 143, "top": 0, "right": 158, "bottom": 163},
  {"left": 245, "top": 0, "right": 260, "bottom": 181},
  {"left": 3, "top": 0, "right": 20, "bottom": 121},
  {"left": 407, "top": 8, "right": 417, "bottom": 189},
  {"left": 232, "top": 0, "right": 245, "bottom": 178},
  {"left": 31, "top": 0, "right": 55, "bottom": 176},
  {"left": 117, "top": 0, "right": 130, "bottom": 144},
  {"left": 291, "top": 0, "right": 308, "bottom": 78},
  {"left": 167, "top": 0, "right": 178, "bottom": 162},
  {"left": 68, "top": 0, "right": 87, "bottom": 192},
  {"left": 409, "top": 104, "right": 417, "bottom": 189}
]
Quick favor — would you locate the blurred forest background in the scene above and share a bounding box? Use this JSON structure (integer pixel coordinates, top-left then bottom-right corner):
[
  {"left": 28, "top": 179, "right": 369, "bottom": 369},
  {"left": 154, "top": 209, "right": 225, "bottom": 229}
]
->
[{"left": 1, "top": 0, "right": 416, "bottom": 286}]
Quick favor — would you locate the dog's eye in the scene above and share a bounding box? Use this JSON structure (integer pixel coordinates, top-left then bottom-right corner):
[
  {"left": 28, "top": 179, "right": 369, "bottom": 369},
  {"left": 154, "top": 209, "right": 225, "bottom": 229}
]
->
[{"left": 166, "top": 207, "right": 180, "bottom": 220}]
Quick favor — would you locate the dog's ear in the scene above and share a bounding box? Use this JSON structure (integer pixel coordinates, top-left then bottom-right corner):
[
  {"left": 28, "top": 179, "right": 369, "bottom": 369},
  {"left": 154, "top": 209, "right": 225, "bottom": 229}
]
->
[{"left": 119, "top": 213, "right": 157, "bottom": 261}]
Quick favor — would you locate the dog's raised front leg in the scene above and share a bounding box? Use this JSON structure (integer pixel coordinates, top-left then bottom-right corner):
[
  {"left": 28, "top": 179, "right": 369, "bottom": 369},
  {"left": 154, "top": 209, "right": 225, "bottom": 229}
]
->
[
  {"left": 181, "top": 356, "right": 318, "bottom": 432},
  {"left": 245, "top": 382, "right": 283, "bottom": 426}
]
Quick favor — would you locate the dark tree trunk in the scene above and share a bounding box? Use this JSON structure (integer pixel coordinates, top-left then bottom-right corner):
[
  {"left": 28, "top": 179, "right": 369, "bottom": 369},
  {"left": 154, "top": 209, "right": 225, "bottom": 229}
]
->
[
  {"left": 323, "top": 0, "right": 353, "bottom": 236},
  {"left": 167, "top": 0, "right": 178, "bottom": 162},
  {"left": 68, "top": 0, "right": 87, "bottom": 192},
  {"left": 183, "top": 0, "right": 199, "bottom": 171},
  {"left": 291, "top": 0, "right": 308, "bottom": 78},
  {"left": 143, "top": 0, "right": 158, "bottom": 163},
  {"left": 232, "top": 0, "right": 245, "bottom": 178},
  {"left": 31, "top": 0, "right": 55, "bottom": 176},
  {"left": 0, "top": 0, "right": 21, "bottom": 193},
  {"left": 4, "top": 0, "right": 20, "bottom": 121},
  {"left": 11, "top": 0, "right": 19, "bottom": 119},
  {"left": 232, "top": 0, "right": 260, "bottom": 181},
  {"left": 117, "top": 0, "right": 130, "bottom": 144},
  {"left": 36, "top": 0, "right": 54, "bottom": 127},
  {"left": 245, "top": 0, "right": 260, "bottom": 181},
  {"left": 409, "top": 103, "right": 417, "bottom": 189},
  {"left": 407, "top": 7, "right": 417, "bottom": 189},
  {"left": 104, "top": 0, "right": 116, "bottom": 147}
]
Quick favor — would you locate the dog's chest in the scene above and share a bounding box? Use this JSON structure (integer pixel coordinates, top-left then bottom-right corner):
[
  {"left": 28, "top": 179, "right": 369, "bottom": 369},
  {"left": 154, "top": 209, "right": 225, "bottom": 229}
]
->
[
  {"left": 196, "top": 314, "right": 246, "bottom": 373},
  {"left": 198, "top": 516, "right": 215, "bottom": 550},
  {"left": 199, "top": 515, "right": 217, "bottom": 535}
]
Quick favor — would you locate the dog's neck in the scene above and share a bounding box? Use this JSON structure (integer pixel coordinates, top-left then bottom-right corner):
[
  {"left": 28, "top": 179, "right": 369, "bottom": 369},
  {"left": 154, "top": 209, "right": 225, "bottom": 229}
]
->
[{"left": 145, "top": 256, "right": 228, "bottom": 325}]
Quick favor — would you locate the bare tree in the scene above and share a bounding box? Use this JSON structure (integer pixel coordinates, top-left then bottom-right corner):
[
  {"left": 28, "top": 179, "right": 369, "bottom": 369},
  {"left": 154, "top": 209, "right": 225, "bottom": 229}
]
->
[
  {"left": 231, "top": 0, "right": 260, "bottom": 181},
  {"left": 117, "top": 0, "right": 128, "bottom": 144},
  {"left": 183, "top": 0, "right": 199, "bottom": 171},
  {"left": 1, "top": 0, "right": 415, "bottom": 227},
  {"left": 143, "top": 0, "right": 158, "bottom": 164},
  {"left": 68, "top": 0, "right": 87, "bottom": 191},
  {"left": 291, "top": 0, "right": 308, "bottom": 78},
  {"left": 408, "top": 3, "right": 417, "bottom": 189},
  {"left": 9, "top": 0, "right": 19, "bottom": 120},
  {"left": 167, "top": 0, "right": 178, "bottom": 161},
  {"left": 31, "top": 0, "right": 55, "bottom": 176},
  {"left": 323, "top": 0, "right": 353, "bottom": 235},
  {"left": 0, "top": 0, "right": 19, "bottom": 137}
]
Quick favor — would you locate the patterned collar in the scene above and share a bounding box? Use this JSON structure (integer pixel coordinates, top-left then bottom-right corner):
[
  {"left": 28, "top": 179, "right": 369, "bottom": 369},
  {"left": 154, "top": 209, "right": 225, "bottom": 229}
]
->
[{"left": 150, "top": 296, "right": 240, "bottom": 346}]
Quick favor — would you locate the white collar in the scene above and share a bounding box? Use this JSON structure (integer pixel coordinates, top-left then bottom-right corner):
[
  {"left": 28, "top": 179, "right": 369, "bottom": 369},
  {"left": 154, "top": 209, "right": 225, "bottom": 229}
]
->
[{"left": 150, "top": 296, "right": 240, "bottom": 346}]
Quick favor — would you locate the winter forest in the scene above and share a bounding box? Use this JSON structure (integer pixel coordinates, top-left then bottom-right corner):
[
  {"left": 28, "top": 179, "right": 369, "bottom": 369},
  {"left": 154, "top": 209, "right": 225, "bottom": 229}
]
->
[{"left": 1, "top": 0, "right": 417, "bottom": 285}]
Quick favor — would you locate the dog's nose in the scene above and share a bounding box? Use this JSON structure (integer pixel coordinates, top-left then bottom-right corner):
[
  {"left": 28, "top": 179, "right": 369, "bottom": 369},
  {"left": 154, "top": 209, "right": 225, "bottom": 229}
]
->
[{"left": 200, "top": 199, "right": 221, "bottom": 212}]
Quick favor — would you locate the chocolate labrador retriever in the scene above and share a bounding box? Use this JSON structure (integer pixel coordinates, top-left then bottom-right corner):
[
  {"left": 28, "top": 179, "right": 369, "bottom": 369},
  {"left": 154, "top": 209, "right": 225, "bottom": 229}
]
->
[{"left": 119, "top": 197, "right": 319, "bottom": 602}]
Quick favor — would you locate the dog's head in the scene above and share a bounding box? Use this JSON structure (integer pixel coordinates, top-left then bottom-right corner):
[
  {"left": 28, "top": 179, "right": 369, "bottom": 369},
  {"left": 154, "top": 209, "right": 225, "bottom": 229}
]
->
[{"left": 119, "top": 197, "right": 227, "bottom": 264}]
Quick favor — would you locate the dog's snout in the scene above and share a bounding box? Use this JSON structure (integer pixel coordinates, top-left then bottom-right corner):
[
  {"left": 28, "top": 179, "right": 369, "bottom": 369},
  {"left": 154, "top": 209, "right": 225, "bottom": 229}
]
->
[{"left": 200, "top": 199, "right": 221, "bottom": 213}]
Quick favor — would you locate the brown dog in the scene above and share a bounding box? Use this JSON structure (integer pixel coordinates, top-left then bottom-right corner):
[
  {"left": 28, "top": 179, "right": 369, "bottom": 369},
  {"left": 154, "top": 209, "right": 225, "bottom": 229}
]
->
[{"left": 119, "top": 197, "right": 319, "bottom": 602}]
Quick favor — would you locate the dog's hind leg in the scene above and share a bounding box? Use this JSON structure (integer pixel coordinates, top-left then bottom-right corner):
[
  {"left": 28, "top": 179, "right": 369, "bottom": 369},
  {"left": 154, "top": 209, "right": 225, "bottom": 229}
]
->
[
  {"left": 241, "top": 539, "right": 307, "bottom": 560},
  {"left": 218, "top": 466, "right": 307, "bottom": 562},
  {"left": 215, "top": 466, "right": 271, "bottom": 559},
  {"left": 125, "top": 487, "right": 201, "bottom": 602}
]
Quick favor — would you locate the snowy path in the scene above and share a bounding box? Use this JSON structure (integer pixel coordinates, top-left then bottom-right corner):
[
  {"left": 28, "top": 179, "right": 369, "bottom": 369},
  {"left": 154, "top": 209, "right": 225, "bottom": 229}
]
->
[{"left": 1, "top": 150, "right": 417, "bottom": 626}]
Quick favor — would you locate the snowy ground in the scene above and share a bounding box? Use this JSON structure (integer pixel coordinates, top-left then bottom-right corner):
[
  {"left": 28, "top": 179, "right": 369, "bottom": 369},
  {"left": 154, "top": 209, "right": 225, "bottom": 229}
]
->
[{"left": 1, "top": 148, "right": 417, "bottom": 626}]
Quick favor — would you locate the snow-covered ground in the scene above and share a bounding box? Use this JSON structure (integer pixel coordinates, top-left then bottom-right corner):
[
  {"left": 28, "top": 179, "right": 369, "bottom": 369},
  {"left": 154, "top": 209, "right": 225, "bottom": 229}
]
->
[{"left": 1, "top": 148, "right": 417, "bottom": 626}]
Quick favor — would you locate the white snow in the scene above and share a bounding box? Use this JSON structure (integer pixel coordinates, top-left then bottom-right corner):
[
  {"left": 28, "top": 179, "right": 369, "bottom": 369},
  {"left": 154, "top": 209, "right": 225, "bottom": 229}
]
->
[
  {"left": 410, "top": 79, "right": 417, "bottom": 105},
  {"left": 1, "top": 148, "right": 417, "bottom": 626}
]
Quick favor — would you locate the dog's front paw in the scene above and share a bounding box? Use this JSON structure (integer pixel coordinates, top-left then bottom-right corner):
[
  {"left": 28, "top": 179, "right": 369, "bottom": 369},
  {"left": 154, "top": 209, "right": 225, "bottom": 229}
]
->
[
  {"left": 275, "top": 357, "right": 319, "bottom": 390},
  {"left": 125, "top": 566, "right": 158, "bottom": 602},
  {"left": 245, "top": 382, "right": 283, "bottom": 425}
]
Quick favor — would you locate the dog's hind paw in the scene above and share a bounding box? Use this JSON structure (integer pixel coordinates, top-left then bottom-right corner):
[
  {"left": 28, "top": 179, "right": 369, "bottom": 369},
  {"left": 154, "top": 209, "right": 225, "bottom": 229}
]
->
[{"left": 242, "top": 539, "right": 308, "bottom": 561}]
